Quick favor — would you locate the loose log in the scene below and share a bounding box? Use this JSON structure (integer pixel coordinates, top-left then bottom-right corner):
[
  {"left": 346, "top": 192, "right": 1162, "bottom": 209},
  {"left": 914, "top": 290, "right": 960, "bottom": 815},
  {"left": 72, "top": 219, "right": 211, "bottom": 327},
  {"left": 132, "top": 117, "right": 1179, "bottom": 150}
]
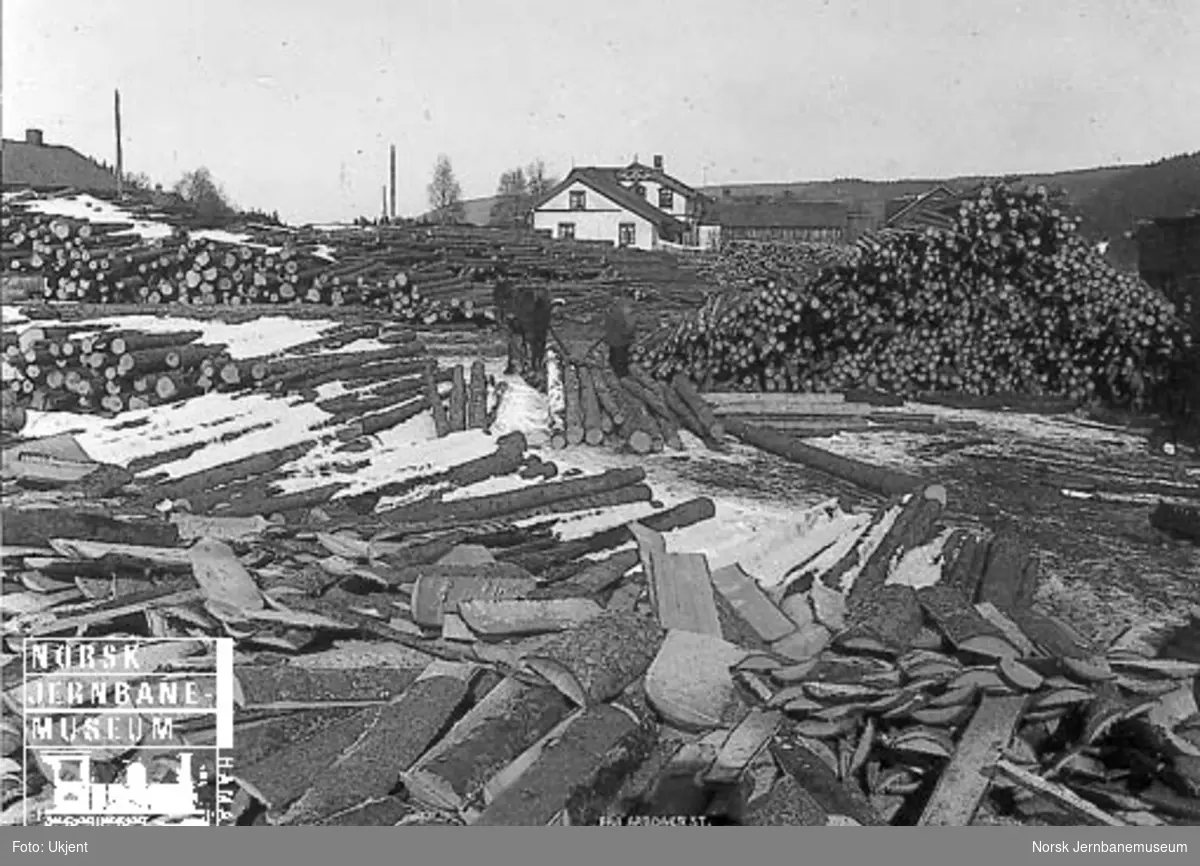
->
[
  {"left": 473, "top": 703, "right": 653, "bottom": 825},
  {"left": 502, "top": 496, "right": 716, "bottom": 574},
  {"left": 402, "top": 677, "right": 574, "bottom": 812},
  {"left": 589, "top": 363, "right": 625, "bottom": 427},
  {"left": 845, "top": 486, "right": 945, "bottom": 611},
  {"left": 467, "top": 360, "right": 487, "bottom": 429},
  {"left": 672, "top": 375, "right": 724, "bottom": 439},
  {"left": 577, "top": 365, "right": 605, "bottom": 446},
  {"left": 724, "top": 417, "right": 923, "bottom": 497},
  {"left": 563, "top": 361, "right": 585, "bottom": 446},
  {"left": 916, "top": 583, "right": 1020, "bottom": 659},
  {"left": 146, "top": 441, "right": 315, "bottom": 503},
  {"left": 2, "top": 509, "right": 179, "bottom": 548},
  {"left": 336, "top": 395, "right": 428, "bottom": 441},
  {"left": 424, "top": 362, "right": 450, "bottom": 438},
  {"left": 977, "top": 529, "right": 1038, "bottom": 614},
  {"left": 275, "top": 662, "right": 476, "bottom": 825},
  {"left": 520, "top": 610, "right": 663, "bottom": 706},
  {"left": 448, "top": 365, "right": 467, "bottom": 432},
  {"left": 379, "top": 466, "right": 646, "bottom": 527},
  {"left": 552, "top": 549, "right": 641, "bottom": 595}
]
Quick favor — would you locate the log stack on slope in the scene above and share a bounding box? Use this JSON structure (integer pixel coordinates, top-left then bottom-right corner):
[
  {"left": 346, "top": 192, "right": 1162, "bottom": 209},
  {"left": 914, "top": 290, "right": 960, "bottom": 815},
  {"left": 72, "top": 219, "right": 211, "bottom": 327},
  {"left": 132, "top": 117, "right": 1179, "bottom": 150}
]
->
[
  {"left": 638, "top": 183, "right": 1193, "bottom": 413},
  {"left": 544, "top": 347, "right": 726, "bottom": 455}
]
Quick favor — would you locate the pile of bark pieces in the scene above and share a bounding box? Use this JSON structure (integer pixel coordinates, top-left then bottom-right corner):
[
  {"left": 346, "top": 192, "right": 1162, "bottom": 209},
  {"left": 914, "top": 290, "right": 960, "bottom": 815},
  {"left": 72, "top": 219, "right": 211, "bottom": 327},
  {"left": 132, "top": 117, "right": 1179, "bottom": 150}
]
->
[
  {"left": 547, "top": 352, "right": 726, "bottom": 455},
  {"left": 4, "top": 429, "right": 1198, "bottom": 825}
]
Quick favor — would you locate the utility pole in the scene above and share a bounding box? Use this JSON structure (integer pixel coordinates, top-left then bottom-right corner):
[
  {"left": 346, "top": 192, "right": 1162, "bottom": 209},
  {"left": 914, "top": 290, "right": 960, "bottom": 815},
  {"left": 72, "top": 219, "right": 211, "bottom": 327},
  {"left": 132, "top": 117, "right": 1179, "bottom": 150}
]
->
[
  {"left": 114, "top": 89, "right": 124, "bottom": 197},
  {"left": 389, "top": 144, "right": 397, "bottom": 220}
]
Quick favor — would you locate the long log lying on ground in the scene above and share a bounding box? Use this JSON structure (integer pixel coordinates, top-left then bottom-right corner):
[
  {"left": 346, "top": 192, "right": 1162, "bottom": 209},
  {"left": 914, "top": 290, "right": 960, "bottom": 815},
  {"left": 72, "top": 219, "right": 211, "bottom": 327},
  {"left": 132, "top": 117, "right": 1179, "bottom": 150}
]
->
[
  {"left": 142, "top": 441, "right": 316, "bottom": 503},
  {"left": 336, "top": 395, "right": 429, "bottom": 441},
  {"left": 501, "top": 497, "right": 716, "bottom": 574},
  {"left": 378, "top": 467, "right": 647, "bottom": 527},
  {"left": 723, "top": 417, "right": 923, "bottom": 497},
  {"left": 672, "top": 375, "right": 724, "bottom": 439}
]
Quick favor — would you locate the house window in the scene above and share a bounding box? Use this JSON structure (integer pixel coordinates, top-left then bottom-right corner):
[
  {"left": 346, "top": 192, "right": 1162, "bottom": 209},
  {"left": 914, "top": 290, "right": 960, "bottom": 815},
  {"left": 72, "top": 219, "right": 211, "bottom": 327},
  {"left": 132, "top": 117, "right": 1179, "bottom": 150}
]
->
[
  {"left": 557, "top": 222, "right": 576, "bottom": 240},
  {"left": 569, "top": 190, "right": 586, "bottom": 211},
  {"left": 658, "top": 188, "right": 674, "bottom": 209},
  {"left": 634, "top": 183, "right": 646, "bottom": 198},
  {"left": 618, "top": 223, "right": 636, "bottom": 247}
]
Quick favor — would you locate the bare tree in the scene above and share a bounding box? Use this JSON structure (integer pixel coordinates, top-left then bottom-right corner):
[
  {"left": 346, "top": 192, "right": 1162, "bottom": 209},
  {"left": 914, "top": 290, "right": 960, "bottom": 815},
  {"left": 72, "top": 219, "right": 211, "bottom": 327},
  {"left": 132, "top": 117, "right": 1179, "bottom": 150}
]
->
[
  {"left": 489, "top": 167, "right": 530, "bottom": 227},
  {"left": 526, "top": 159, "right": 557, "bottom": 199},
  {"left": 174, "top": 167, "right": 236, "bottom": 226},
  {"left": 124, "top": 171, "right": 155, "bottom": 192},
  {"left": 427, "top": 154, "right": 464, "bottom": 224}
]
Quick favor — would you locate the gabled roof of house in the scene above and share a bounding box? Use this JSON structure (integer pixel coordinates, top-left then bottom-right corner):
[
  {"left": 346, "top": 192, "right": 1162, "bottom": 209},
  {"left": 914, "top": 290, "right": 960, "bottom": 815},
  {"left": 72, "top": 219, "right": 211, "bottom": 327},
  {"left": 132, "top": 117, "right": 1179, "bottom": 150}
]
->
[
  {"left": 700, "top": 199, "right": 848, "bottom": 229},
  {"left": 1, "top": 139, "right": 119, "bottom": 193},
  {"left": 884, "top": 185, "right": 963, "bottom": 229},
  {"left": 531, "top": 167, "right": 688, "bottom": 234},
  {"left": 615, "top": 161, "right": 698, "bottom": 198}
]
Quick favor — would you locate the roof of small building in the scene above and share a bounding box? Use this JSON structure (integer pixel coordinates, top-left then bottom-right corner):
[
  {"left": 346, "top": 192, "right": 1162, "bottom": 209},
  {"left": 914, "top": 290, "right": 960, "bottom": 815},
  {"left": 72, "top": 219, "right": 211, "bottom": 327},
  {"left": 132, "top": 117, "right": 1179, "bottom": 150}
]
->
[
  {"left": 700, "top": 199, "right": 848, "bottom": 229},
  {"left": 532, "top": 167, "right": 688, "bottom": 234},
  {"left": 1, "top": 138, "right": 119, "bottom": 193}
]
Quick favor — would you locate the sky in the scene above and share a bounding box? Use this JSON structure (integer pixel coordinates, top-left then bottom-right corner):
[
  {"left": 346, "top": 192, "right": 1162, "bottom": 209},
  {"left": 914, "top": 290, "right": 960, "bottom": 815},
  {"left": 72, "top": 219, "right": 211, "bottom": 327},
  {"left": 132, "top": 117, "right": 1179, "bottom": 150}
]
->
[{"left": 3, "top": 0, "right": 1198, "bottom": 224}]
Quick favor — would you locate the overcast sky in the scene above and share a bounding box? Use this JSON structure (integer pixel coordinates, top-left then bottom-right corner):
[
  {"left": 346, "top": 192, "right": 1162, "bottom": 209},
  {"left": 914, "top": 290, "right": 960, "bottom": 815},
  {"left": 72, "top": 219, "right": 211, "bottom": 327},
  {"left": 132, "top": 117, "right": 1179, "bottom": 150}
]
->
[{"left": 3, "top": 0, "right": 1197, "bottom": 224}]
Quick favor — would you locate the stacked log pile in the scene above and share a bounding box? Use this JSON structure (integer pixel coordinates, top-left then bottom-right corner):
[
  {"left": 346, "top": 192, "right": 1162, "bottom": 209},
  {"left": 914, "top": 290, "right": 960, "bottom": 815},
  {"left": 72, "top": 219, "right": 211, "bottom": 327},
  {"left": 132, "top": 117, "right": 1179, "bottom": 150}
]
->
[
  {"left": 2, "top": 196, "right": 632, "bottom": 325},
  {"left": 4, "top": 443, "right": 1197, "bottom": 827},
  {"left": 544, "top": 349, "right": 726, "bottom": 455},
  {"left": 1, "top": 321, "right": 435, "bottom": 420},
  {"left": 638, "top": 183, "right": 1193, "bottom": 413}
]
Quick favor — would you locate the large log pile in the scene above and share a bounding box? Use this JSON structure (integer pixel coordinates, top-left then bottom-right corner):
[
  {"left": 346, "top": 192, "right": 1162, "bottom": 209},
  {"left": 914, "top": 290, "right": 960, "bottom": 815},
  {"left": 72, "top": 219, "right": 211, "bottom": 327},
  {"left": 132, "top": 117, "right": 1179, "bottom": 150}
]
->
[
  {"left": 638, "top": 183, "right": 1193, "bottom": 413},
  {"left": 1, "top": 194, "right": 627, "bottom": 325}
]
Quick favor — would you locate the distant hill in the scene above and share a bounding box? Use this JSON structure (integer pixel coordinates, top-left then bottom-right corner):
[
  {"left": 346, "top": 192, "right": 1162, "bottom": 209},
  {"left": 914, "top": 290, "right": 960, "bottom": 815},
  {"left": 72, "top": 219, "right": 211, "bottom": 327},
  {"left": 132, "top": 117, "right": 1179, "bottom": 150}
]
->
[{"left": 437, "top": 155, "right": 1200, "bottom": 264}]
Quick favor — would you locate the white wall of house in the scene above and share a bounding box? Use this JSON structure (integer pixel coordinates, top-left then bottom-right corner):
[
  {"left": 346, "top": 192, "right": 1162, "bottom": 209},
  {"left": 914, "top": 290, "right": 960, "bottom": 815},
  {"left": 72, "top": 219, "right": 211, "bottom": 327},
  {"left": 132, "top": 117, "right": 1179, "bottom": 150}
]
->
[
  {"left": 698, "top": 225, "right": 722, "bottom": 250},
  {"left": 532, "top": 182, "right": 660, "bottom": 250}
]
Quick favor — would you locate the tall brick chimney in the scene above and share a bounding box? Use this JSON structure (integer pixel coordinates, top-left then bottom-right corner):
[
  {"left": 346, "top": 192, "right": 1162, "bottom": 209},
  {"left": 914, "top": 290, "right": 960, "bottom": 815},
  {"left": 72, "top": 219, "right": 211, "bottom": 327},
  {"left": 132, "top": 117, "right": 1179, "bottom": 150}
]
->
[
  {"left": 25, "top": 129, "right": 44, "bottom": 147},
  {"left": 653, "top": 154, "right": 663, "bottom": 171}
]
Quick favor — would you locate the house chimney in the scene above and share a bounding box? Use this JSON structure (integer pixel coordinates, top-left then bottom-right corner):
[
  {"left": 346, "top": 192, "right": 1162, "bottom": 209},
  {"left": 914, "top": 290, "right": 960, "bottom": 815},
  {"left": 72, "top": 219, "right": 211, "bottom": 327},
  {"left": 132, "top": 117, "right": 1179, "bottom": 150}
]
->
[
  {"left": 25, "top": 129, "right": 44, "bottom": 147},
  {"left": 653, "top": 154, "right": 663, "bottom": 171}
]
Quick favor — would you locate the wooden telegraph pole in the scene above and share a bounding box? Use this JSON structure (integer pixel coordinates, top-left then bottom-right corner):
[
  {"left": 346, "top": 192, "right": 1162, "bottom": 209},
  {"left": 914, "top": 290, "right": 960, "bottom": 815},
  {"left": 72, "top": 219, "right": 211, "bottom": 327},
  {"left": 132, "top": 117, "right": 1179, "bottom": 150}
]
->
[
  {"left": 389, "top": 144, "right": 397, "bottom": 220},
  {"left": 114, "top": 89, "right": 124, "bottom": 197}
]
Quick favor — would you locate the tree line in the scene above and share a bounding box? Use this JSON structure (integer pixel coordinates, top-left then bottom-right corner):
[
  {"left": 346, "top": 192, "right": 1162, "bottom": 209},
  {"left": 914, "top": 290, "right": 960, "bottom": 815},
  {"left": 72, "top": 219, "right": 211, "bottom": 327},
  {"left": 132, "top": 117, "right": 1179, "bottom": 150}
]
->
[{"left": 423, "top": 154, "right": 558, "bottom": 227}]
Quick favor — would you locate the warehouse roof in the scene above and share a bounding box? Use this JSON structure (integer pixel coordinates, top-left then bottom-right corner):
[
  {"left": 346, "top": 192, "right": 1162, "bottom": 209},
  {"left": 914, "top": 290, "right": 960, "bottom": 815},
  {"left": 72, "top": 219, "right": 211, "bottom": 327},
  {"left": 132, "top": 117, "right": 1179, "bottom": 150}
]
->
[
  {"left": 531, "top": 167, "right": 688, "bottom": 235},
  {"left": 1, "top": 134, "right": 119, "bottom": 193},
  {"left": 700, "top": 199, "right": 848, "bottom": 229}
]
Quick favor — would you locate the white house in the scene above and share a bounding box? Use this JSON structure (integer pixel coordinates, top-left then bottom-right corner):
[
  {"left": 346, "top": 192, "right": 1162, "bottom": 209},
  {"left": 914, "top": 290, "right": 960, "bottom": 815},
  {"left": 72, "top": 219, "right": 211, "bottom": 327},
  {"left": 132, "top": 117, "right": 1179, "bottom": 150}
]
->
[{"left": 529, "top": 155, "right": 701, "bottom": 250}]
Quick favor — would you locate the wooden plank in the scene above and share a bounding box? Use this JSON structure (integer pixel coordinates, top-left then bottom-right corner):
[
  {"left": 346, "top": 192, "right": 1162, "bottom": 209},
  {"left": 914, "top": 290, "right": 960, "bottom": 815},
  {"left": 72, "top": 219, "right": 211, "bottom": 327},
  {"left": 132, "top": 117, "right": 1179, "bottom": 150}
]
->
[
  {"left": 919, "top": 693, "right": 1027, "bottom": 826},
  {"left": 974, "top": 602, "right": 1039, "bottom": 657},
  {"left": 458, "top": 598, "right": 604, "bottom": 636},
  {"left": 704, "top": 708, "right": 783, "bottom": 786},
  {"left": 991, "top": 758, "right": 1128, "bottom": 826},
  {"left": 629, "top": 522, "right": 721, "bottom": 637},
  {"left": 917, "top": 583, "right": 1019, "bottom": 659},
  {"left": 710, "top": 564, "right": 796, "bottom": 643}
]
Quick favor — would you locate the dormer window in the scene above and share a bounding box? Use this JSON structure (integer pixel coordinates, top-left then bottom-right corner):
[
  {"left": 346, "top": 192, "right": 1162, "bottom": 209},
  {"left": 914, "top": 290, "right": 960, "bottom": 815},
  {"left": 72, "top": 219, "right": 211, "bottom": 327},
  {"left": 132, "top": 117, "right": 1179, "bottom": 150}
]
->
[
  {"left": 569, "top": 190, "right": 586, "bottom": 211},
  {"left": 658, "top": 188, "right": 674, "bottom": 209}
]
